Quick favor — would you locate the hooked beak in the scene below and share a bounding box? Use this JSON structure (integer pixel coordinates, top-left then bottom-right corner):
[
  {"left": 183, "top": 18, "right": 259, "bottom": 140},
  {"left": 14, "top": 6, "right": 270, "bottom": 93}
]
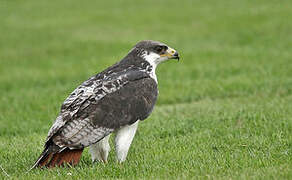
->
[
  {"left": 172, "top": 51, "right": 180, "bottom": 61},
  {"left": 161, "top": 47, "right": 180, "bottom": 61}
]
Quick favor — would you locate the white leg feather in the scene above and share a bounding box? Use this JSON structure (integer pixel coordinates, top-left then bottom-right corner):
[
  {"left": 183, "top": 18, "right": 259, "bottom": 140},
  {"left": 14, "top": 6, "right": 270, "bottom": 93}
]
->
[
  {"left": 89, "top": 134, "right": 111, "bottom": 163},
  {"left": 115, "top": 121, "right": 139, "bottom": 163}
]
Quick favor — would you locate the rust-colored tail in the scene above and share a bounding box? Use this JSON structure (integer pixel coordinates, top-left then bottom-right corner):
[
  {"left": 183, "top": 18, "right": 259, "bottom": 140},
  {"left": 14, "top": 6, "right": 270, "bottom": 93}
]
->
[{"left": 31, "top": 145, "right": 83, "bottom": 169}]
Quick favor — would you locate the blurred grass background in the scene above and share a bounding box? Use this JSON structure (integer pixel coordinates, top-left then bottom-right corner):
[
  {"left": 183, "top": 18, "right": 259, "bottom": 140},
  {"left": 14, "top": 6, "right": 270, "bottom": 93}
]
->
[{"left": 0, "top": 0, "right": 291, "bottom": 179}]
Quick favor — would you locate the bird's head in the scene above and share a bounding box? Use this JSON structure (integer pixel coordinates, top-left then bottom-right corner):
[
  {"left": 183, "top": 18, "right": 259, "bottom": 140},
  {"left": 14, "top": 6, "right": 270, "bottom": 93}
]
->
[{"left": 132, "top": 40, "right": 180, "bottom": 68}]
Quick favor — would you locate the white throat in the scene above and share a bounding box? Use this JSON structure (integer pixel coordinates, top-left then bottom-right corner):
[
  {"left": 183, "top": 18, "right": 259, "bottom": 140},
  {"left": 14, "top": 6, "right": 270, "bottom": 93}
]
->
[{"left": 141, "top": 52, "right": 168, "bottom": 83}]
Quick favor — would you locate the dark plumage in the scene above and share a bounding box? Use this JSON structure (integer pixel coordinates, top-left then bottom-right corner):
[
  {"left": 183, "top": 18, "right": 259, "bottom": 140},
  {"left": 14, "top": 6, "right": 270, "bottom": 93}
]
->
[{"left": 32, "top": 40, "right": 179, "bottom": 169}]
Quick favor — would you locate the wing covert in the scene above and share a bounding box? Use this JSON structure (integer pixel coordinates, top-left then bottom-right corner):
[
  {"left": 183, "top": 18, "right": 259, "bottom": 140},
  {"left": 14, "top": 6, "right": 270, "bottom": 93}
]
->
[{"left": 46, "top": 68, "right": 150, "bottom": 147}]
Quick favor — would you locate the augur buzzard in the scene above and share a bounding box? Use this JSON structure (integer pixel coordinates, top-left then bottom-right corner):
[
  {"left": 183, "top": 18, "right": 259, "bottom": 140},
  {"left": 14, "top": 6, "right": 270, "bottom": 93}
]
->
[{"left": 32, "top": 40, "right": 180, "bottom": 168}]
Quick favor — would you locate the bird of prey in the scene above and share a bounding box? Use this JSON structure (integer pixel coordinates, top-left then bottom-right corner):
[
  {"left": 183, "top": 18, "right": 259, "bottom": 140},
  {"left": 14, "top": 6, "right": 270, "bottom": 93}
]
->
[{"left": 32, "top": 40, "right": 180, "bottom": 168}]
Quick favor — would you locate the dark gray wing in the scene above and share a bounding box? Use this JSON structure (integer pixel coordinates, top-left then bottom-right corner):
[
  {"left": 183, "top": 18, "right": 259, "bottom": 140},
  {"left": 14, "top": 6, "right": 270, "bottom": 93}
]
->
[
  {"left": 88, "top": 77, "right": 158, "bottom": 129},
  {"left": 45, "top": 68, "right": 153, "bottom": 149}
]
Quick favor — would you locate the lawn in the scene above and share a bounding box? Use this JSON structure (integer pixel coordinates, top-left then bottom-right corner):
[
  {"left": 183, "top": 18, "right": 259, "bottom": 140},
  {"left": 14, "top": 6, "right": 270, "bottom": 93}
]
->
[{"left": 0, "top": 0, "right": 291, "bottom": 179}]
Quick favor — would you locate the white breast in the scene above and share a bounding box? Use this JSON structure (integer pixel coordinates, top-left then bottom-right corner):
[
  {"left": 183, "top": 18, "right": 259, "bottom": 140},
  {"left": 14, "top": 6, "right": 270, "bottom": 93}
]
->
[{"left": 149, "top": 69, "right": 157, "bottom": 83}]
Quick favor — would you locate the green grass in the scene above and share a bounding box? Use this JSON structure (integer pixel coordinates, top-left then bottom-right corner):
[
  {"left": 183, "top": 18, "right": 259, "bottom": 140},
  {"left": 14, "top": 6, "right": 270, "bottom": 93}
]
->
[{"left": 0, "top": 0, "right": 292, "bottom": 179}]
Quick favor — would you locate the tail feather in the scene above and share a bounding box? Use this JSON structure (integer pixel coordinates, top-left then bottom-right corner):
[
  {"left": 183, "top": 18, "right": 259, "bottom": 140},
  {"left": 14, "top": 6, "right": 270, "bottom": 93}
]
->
[
  {"left": 30, "top": 148, "right": 50, "bottom": 170},
  {"left": 31, "top": 146, "right": 83, "bottom": 169},
  {"left": 46, "top": 149, "right": 83, "bottom": 168}
]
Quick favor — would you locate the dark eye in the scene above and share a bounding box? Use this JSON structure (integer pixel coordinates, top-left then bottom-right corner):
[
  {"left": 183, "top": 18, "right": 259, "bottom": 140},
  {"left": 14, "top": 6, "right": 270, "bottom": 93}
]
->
[{"left": 155, "top": 45, "right": 167, "bottom": 53}]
